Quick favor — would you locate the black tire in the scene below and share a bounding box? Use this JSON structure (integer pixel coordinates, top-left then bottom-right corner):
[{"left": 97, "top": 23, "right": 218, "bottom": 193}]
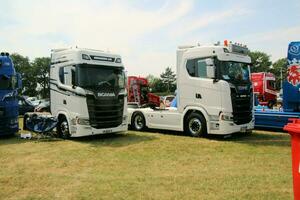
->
[
  {"left": 57, "top": 116, "right": 70, "bottom": 139},
  {"left": 131, "top": 112, "right": 146, "bottom": 131},
  {"left": 23, "top": 115, "right": 28, "bottom": 130},
  {"left": 184, "top": 112, "right": 207, "bottom": 137}
]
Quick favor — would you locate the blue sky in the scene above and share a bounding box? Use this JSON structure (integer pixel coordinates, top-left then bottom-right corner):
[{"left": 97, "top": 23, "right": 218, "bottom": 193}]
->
[{"left": 0, "top": 0, "right": 299, "bottom": 76}]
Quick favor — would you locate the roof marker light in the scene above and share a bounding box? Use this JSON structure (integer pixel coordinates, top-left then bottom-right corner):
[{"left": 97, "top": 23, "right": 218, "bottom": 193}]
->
[
  {"left": 82, "top": 54, "right": 91, "bottom": 60},
  {"left": 115, "top": 58, "right": 122, "bottom": 63},
  {"left": 224, "top": 40, "right": 228, "bottom": 46}
]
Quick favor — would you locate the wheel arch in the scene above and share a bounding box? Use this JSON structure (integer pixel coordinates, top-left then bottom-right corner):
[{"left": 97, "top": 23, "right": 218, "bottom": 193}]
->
[
  {"left": 182, "top": 107, "right": 210, "bottom": 133},
  {"left": 56, "top": 111, "right": 70, "bottom": 127}
]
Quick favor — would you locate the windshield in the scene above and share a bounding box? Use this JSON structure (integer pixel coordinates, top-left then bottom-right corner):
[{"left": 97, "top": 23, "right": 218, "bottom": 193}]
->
[
  {"left": 218, "top": 61, "right": 250, "bottom": 83},
  {"left": 0, "top": 75, "right": 17, "bottom": 90},
  {"left": 267, "top": 80, "right": 276, "bottom": 90},
  {"left": 77, "top": 64, "right": 125, "bottom": 90}
]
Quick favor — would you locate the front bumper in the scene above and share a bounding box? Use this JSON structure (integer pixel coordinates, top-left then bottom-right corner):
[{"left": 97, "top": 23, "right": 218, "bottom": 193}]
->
[
  {"left": 69, "top": 123, "right": 128, "bottom": 137},
  {"left": 209, "top": 119, "right": 254, "bottom": 135}
]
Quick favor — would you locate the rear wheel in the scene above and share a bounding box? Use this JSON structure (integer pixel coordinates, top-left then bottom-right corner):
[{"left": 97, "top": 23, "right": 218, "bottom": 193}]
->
[
  {"left": 185, "top": 112, "right": 207, "bottom": 137},
  {"left": 131, "top": 112, "right": 146, "bottom": 131},
  {"left": 23, "top": 115, "right": 28, "bottom": 130},
  {"left": 57, "top": 116, "right": 70, "bottom": 139}
]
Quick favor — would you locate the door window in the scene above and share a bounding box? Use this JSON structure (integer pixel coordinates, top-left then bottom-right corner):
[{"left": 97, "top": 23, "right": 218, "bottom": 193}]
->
[{"left": 186, "top": 58, "right": 208, "bottom": 78}]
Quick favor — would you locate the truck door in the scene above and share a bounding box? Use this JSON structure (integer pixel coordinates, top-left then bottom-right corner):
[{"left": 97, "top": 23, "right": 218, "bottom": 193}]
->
[{"left": 182, "top": 58, "right": 222, "bottom": 117}]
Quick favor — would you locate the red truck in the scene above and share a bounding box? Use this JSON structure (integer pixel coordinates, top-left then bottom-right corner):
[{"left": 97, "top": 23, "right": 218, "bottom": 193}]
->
[
  {"left": 251, "top": 72, "right": 277, "bottom": 108},
  {"left": 127, "top": 76, "right": 160, "bottom": 107}
]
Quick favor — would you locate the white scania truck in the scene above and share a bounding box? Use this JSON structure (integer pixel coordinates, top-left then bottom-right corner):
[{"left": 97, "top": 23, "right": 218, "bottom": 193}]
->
[
  {"left": 128, "top": 41, "right": 254, "bottom": 136},
  {"left": 49, "top": 47, "right": 127, "bottom": 138}
]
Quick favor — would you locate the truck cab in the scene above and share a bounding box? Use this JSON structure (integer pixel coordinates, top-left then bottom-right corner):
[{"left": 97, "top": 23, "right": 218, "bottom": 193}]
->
[
  {"left": 50, "top": 47, "right": 128, "bottom": 138},
  {"left": 129, "top": 41, "right": 254, "bottom": 136},
  {"left": 0, "top": 52, "right": 21, "bottom": 136},
  {"left": 251, "top": 72, "right": 277, "bottom": 108}
]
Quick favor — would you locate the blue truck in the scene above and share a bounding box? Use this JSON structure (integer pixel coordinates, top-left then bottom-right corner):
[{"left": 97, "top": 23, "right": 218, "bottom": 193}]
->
[
  {"left": 0, "top": 52, "right": 21, "bottom": 136},
  {"left": 255, "top": 42, "right": 300, "bottom": 129}
]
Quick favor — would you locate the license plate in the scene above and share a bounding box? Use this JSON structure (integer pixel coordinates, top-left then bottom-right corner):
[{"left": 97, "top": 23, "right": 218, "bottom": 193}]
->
[
  {"left": 103, "top": 129, "right": 112, "bottom": 134},
  {"left": 240, "top": 127, "right": 247, "bottom": 133}
]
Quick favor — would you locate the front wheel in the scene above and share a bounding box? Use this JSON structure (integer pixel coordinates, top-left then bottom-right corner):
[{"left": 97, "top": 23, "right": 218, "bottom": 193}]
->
[
  {"left": 57, "top": 117, "right": 70, "bottom": 139},
  {"left": 131, "top": 112, "right": 146, "bottom": 131},
  {"left": 185, "top": 112, "right": 207, "bottom": 137},
  {"left": 23, "top": 115, "right": 28, "bottom": 130}
]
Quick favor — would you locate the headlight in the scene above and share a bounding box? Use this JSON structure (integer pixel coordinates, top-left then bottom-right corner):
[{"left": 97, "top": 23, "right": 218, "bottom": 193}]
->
[
  {"left": 220, "top": 113, "right": 233, "bottom": 121},
  {"left": 10, "top": 118, "right": 18, "bottom": 124},
  {"left": 77, "top": 118, "right": 90, "bottom": 125},
  {"left": 73, "top": 117, "right": 90, "bottom": 125}
]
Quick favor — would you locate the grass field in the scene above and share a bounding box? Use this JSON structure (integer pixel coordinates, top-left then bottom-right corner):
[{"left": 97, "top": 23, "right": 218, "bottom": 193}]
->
[{"left": 0, "top": 120, "right": 293, "bottom": 200}]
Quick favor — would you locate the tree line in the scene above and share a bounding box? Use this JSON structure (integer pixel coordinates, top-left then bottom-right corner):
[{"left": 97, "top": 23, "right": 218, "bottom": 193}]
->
[
  {"left": 11, "top": 53, "right": 50, "bottom": 99},
  {"left": 10, "top": 50, "right": 287, "bottom": 99}
]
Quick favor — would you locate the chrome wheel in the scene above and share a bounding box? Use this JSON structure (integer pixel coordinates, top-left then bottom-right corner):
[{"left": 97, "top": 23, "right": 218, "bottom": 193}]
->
[
  {"left": 133, "top": 113, "right": 145, "bottom": 131},
  {"left": 188, "top": 118, "right": 202, "bottom": 135},
  {"left": 57, "top": 118, "right": 70, "bottom": 139},
  {"left": 60, "top": 121, "right": 69, "bottom": 136}
]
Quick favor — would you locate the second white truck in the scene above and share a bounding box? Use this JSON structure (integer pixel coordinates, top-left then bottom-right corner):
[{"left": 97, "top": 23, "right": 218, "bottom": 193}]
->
[
  {"left": 128, "top": 41, "right": 254, "bottom": 136},
  {"left": 49, "top": 47, "right": 128, "bottom": 138}
]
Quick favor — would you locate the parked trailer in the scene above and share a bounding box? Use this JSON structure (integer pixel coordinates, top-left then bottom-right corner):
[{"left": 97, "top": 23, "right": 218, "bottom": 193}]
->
[
  {"left": 127, "top": 76, "right": 160, "bottom": 107},
  {"left": 24, "top": 47, "right": 128, "bottom": 138},
  {"left": 0, "top": 52, "right": 21, "bottom": 136},
  {"left": 255, "top": 108, "right": 300, "bottom": 129},
  {"left": 254, "top": 41, "right": 300, "bottom": 130},
  {"left": 128, "top": 41, "right": 254, "bottom": 137}
]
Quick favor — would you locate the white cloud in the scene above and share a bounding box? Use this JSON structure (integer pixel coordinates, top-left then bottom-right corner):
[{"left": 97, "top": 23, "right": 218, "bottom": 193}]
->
[
  {"left": 237, "top": 26, "right": 300, "bottom": 61},
  {"left": 0, "top": 0, "right": 259, "bottom": 77},
  {"left": 0, "top": 0, "right": 195, "bottom": 76},
  {"left": 170, "top": 6, "right": 252, "bottom": 38},
  {"left": 0, "top": 0, "right": 193, "bottom": 56}
]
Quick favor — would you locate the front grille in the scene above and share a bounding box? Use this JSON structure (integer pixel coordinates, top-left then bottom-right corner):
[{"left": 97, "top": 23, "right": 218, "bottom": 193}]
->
[
  {"left": 86, "top": 95, "right": 124, "bottom": 129},
  {"left": 231, "top": 87, "right": 253, "bottom": 125}
]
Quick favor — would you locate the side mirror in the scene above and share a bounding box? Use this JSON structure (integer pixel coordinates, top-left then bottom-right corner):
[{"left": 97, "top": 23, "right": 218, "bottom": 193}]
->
[
  {"left": 74, "top": 87, "right": 86, "bottom": 96},
  {"left": 205, "top": 58, "right": 214, "bottom": 66},
  {"left": 16, "top": 73, "right": 22, "bottom": 89},
  {"left": 205, "top": 58, "right": 216, "bottom": 79},
  {"left": 206, "top": 65, "right": 215, "bottom": 79}
]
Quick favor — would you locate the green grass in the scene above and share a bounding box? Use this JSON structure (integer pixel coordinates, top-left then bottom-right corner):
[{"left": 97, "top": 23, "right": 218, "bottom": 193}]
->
[{"left": 0, "top": 120, "right": 293, "bottom": 200}]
